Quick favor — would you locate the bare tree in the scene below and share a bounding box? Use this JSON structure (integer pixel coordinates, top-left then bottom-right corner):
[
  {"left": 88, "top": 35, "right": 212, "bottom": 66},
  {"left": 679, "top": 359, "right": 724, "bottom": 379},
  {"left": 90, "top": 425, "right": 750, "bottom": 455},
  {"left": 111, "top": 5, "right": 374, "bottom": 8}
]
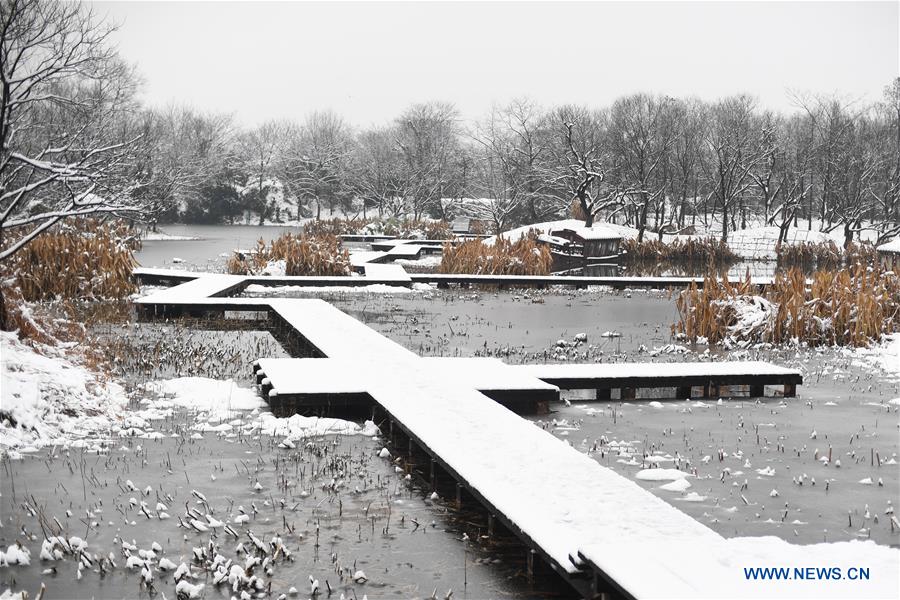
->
[
  {"left": 278, "top": 111, "right": 352, "bottom": 220},
  {"left": 868, "top": 78, "right": 900, "bottom": 244},
  {"left": 395, "top": 101, "right": 461, "bottom": 220},
  {"left": 237, "top": 119, "right": 286, "bottom": 224},
  {"left": 0, "top": 0, "right": 148, "bottom": 263},
  {"left": 548, "top": 105, "right": 627, "bottom": 227},
  {"left": 136, "top": 104, "right": 234, "bottom": 227},
  {"left": 668, "top": 98, "right": 705, "bottom": 229},
  {"left": 701, "top": 95, "right": 769, "bottom": 241},
  {"left": 766, "top": 115, "right": 812, "bottom": 245},
  {"left": 608, "top": 93, "right": 676, "bottom": 241},
  {"left": 350, "top": 125, "right": 404, "bottom": 219}
]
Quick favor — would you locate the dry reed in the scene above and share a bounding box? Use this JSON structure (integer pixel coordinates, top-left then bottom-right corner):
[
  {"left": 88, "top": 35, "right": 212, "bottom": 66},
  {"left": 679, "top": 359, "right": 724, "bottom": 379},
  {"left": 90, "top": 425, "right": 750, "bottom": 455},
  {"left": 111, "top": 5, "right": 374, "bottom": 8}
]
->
[
  {"left": 439, "top": 232, "right": 552, "bottom": 275},
  {"left": 776, "top": 241, "right": 877, "bottom": 269},
  {"left": 227, "top": 232, "right": 350, "bottom": 276},
  {"left": 674, "top": 265, "right": 900, "bottom": 347},
  {"left": 622, "top": 237, "right": 737, "bottom": 265},
  {"left": 6, "top": 218, "right": 138, "bottom": 303}
]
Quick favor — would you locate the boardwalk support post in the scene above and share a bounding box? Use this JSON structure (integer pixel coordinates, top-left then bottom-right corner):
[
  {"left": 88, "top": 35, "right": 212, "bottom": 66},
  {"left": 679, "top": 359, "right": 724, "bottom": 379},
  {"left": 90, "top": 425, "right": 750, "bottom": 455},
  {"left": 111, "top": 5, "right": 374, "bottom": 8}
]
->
[
  {"left": 430, "top": 459, "right": 436, "bottom": 490},
  {"left": 527, "top": 549, "right": 535, "bottom": 582},
  {"left": 455, "top": 483, "right": 462, "bottom": 508}
]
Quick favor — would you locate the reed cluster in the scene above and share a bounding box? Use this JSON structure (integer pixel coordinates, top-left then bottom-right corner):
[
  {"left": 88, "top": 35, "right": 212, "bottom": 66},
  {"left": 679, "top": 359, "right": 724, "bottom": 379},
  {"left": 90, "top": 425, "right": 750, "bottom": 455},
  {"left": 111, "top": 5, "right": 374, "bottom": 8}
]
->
[
  {"left": 227, "top": 232, "right": 350, "bottom": 276},
  {"left": 776, "top": 241, "right": 877, "bottom": 269},
  {"left": 6, "top": 218, "right": 138, "bottom": 303},
  {"left": 439, "top": 233, "right": 552, "bottom": 275},
  {"left": 674, "top": 265, "right": 900, "bottom": 347},
  {"left": 622, "top": 237, "right": 737, "bottom": 265}
]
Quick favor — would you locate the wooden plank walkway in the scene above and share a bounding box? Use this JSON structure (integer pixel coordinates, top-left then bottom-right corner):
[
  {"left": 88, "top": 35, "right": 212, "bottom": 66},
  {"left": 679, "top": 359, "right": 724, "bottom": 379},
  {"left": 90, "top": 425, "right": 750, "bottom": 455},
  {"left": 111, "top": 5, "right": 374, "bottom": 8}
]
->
[
  {"left": 512, "top": 361, "right": 802, "bottom": 399},
  {"left": 128, "top": 273, "right": 900, "bottom": 600},
  {"left": 254, "top": 357, "right": 559, "bottom": 414},
  {"left": 362, "top": 263, "right": 412, "bottom": 282},
  {"left": 133, "top": 266, "right": 775, "bottom": 290}
]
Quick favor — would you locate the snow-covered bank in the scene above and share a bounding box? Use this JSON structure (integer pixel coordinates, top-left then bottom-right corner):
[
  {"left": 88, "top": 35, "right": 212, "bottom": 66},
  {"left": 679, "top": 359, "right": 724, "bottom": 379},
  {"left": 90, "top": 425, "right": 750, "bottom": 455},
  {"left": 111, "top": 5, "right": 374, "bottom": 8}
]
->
[
  {"left": 0, "top": 332, "right": 379, "bottom": 452},
  {"left": 849, "top": 334, "right": 900, "bottom": 381},
  {"left": 0, "top": 331, "right": 128, "bottom": 451}
]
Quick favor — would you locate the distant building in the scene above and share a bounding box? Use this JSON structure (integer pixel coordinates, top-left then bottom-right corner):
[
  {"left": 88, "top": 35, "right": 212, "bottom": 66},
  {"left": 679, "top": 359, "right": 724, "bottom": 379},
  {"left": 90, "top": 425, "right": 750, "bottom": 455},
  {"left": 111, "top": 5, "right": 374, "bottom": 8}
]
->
[{"left": 877, "top": 238, "right": 900, "bottom": 269}]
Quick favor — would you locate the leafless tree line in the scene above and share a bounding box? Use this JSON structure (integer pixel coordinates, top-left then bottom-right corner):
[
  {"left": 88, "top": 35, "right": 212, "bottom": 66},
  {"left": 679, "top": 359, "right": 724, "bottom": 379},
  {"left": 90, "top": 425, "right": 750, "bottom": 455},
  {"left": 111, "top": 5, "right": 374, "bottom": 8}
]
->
[{"left": 3, "top": 0, "right": 899, "bottom": 264}]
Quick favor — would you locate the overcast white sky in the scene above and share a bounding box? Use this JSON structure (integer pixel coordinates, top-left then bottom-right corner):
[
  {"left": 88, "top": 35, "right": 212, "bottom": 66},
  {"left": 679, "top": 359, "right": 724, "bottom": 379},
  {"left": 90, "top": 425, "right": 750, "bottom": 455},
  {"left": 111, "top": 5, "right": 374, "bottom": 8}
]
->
[{"left": 94, "top": 1, "right": 899, "bottom": 127}]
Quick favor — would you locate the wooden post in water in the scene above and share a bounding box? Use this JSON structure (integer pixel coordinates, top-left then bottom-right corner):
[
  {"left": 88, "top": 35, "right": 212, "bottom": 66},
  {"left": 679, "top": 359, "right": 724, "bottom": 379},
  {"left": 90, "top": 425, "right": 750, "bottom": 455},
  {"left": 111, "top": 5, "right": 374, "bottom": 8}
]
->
[
  {"left": 526, "top": 549, "right": 535, "bottom": 582},
  {"left": 704, "top": 383, "right": 719, "bottom": 398}
]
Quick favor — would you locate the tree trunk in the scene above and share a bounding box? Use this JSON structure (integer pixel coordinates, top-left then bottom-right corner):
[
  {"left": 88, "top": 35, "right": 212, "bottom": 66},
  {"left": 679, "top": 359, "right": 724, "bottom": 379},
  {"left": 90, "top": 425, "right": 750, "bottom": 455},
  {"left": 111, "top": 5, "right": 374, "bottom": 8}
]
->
[
  {"left": 721, "top": 197, "right": 729, "bottom": 243},
  {"left": 0, "top": 284, "right": 8, "bottom": 332}
]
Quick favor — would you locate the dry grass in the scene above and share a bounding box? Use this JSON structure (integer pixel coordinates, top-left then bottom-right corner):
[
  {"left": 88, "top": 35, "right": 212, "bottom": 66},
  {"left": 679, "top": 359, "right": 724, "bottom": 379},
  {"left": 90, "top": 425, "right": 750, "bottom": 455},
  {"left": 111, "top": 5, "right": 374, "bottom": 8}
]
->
[
  {"left": 622, "top": 237, "right": 737, "bottom": 265},
  {"left": 227, "top": 232, "right": 350, "bottom": 276},
  {"left": 674, "top": 265, "right": 900, "bottom": 347},
  {"left": 439, "top": 232, "right": 552, "bottom": 275},
  {"left": 6, "top": 218, "right": 138, "bottom": 303},
  {"left": 776, "top": 241, "right": 877, "bottom": 269}
]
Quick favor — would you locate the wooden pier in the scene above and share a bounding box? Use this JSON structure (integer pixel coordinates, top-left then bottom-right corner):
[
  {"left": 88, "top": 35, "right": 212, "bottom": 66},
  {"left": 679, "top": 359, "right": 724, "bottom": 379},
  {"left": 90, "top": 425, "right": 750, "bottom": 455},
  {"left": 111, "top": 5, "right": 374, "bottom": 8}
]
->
[
  {"left": 133, "top": 270, "right": 814, "bottom": 599},
  {"left": 133, "top": 266, "right": 775, "bottom": 291},
  {"left": 512, "top": 361, "right": 801, "bottom": 399}
]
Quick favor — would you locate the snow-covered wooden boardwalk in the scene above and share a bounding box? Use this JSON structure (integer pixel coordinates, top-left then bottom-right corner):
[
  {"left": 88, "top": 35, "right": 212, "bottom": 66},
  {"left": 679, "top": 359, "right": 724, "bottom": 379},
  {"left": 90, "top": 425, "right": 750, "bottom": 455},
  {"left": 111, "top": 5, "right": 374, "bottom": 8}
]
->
[
  {"left": 513, "top": 360, "right": 802, "bottom": 398},
  {"left": 133, "top": 266, "right": 775, "bottom": 291},
  {"left": 132, "top": 273, "right": 899, "bottom": 600}
]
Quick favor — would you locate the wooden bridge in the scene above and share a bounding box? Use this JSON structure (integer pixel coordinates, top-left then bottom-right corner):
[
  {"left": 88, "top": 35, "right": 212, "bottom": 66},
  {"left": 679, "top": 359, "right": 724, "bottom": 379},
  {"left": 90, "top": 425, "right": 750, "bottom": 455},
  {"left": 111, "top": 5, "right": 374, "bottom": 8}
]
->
[
  {"left": 132, "top": 269, "right": 819, "bottom": 599},
  {"left": 133, "top": 266, "right": 775, "bottom": 290}
]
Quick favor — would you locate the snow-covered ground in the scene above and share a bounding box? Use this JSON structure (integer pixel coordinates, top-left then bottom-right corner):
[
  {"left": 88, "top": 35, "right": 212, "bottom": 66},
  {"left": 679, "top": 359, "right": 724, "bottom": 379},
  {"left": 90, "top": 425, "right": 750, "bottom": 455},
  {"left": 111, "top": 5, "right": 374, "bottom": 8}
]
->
[
  {"left": 0, "top": 332, "right": 378, "bottom": 453},
  {"left": 0, "top": 331, "right": 128, "bottom": 453},
  {"left": 848, "top": 333, "right": 900, "bottom": 382}
]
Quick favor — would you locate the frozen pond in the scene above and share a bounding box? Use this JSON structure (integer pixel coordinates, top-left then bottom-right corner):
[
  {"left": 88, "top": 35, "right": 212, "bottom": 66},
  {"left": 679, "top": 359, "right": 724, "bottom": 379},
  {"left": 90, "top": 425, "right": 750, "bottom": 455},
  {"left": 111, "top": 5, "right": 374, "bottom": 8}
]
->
[
  {"left": 3, "top": 274, "right": 898, "bottom": 598},
  {"left": 247, "top": 286, "right": 900, "bottom": 548},
  {"left": 135, "top": 224, "right": 306, "bottom": 271},
  {"left": 1, "top": 432, "right": 548, "bottom": 599}
]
